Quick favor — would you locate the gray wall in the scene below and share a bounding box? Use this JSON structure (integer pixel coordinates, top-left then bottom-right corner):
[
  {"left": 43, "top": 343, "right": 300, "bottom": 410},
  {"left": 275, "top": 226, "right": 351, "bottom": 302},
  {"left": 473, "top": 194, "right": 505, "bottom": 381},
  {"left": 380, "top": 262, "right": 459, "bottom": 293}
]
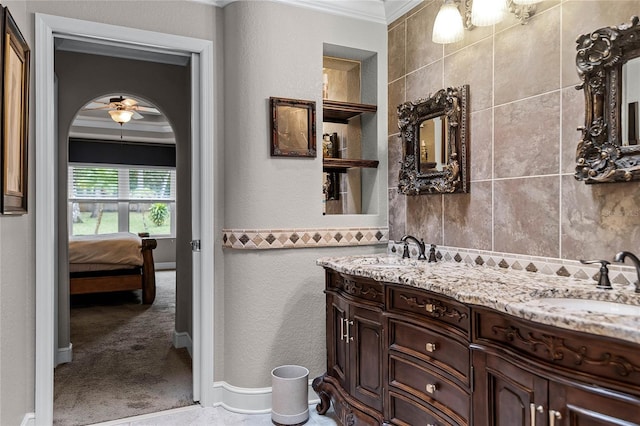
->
[
  {"left": 223, "top": 1, "right": 387, "bottom": 387},
  {"left": 387, "top": 0, "right": 640, "bottom": 261},
  {"left": 0, "top": 2, "right": 33, "bottom": 424},
  {"left": 54, "top": 50, "right": 191, "bottom": 351}
]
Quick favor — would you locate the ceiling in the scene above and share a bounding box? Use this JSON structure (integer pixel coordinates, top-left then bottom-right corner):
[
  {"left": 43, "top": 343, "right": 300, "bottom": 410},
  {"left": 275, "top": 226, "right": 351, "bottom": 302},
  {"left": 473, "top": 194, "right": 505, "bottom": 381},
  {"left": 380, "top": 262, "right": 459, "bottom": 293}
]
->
[{"left": 69, "top": 0, "right": 418, "bottom": 144}]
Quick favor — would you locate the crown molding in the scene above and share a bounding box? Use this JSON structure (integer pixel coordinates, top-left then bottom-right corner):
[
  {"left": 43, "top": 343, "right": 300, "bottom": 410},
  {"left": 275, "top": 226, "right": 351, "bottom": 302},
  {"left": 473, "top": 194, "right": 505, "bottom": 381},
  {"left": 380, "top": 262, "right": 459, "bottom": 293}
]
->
[{"left": 198, "top": 0, "right": 419, "bottom": 25}]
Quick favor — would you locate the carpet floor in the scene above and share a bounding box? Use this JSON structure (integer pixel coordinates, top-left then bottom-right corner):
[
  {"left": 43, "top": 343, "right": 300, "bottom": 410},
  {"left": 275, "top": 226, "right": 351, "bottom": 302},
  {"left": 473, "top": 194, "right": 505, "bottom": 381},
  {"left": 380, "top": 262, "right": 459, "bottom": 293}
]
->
[{"left": 54, "top": 271, "right": 194, "bottom": 426}]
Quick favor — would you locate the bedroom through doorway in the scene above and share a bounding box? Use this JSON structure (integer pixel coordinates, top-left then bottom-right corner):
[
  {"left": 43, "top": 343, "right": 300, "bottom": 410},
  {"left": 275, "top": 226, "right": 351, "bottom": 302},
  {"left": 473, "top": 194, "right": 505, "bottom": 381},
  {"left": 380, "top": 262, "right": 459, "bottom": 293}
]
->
[{"left": 52, "top": 44, "right": 194, "bottom": 425}]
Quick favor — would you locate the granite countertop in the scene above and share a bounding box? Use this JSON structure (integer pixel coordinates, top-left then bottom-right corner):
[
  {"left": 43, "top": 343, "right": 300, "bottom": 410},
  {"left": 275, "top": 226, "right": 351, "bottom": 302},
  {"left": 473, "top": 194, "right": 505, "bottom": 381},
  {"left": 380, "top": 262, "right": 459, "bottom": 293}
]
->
[{"left": 317, "top": 255, "right": 640, "bottom": 344}]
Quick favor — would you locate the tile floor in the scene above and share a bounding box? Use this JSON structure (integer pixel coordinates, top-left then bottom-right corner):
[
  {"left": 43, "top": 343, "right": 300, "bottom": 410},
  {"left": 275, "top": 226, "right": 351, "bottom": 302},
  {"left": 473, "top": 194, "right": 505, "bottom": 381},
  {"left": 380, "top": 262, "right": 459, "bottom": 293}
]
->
[{"left": 93, "top": 404, "right": 339, "bottom": 425}]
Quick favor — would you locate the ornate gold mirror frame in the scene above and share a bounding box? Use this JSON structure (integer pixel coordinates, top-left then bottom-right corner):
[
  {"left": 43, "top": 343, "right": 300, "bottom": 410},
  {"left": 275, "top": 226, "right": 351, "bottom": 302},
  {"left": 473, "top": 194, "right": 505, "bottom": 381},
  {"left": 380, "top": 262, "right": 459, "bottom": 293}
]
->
[
  {"left": 575, "top": 16, "right": 640, "bottom": 183},
  {"left": 398, "top": 85, "right": 469, "bottom": 195}
]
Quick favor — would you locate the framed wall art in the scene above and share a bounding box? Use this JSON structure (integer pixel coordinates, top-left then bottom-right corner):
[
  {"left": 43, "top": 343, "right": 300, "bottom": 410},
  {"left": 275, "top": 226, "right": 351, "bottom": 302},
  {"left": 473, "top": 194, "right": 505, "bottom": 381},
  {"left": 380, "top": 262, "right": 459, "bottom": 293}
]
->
[
  {"left": 1, "top": 5, "right": 30, "bottom": 214},
  {"left": 270, "top": 97, "right": 316, "bottom": 157}
]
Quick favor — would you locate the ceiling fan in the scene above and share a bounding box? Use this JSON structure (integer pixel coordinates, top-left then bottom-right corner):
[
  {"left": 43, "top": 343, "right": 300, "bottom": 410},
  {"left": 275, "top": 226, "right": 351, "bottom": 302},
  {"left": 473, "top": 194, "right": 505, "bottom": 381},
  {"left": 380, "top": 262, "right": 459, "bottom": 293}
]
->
[{"left": 84, "top": 96, "right": 159, "bottom": 125}]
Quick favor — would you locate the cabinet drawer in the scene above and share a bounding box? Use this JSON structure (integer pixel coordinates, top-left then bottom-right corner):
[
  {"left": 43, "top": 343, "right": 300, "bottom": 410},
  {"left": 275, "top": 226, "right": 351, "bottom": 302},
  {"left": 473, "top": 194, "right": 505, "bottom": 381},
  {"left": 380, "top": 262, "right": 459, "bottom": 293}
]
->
[
  {"left": 326, "top": 270, "right": 384, "bottom": 305},
  {"left": 389, "top": 318, "right": 470, "bottom": 386},
  {"left": 388, "top": 390, "right": 465, "bottom": 426},
  {"left": 473, "top": 308, "right": 640, "bottom": 391},
  {"left": 389, "top": 354, "right": 470, "bottom": 423},
  {"left": 387, "top": 286, "right": 470, "bottom": 337}
]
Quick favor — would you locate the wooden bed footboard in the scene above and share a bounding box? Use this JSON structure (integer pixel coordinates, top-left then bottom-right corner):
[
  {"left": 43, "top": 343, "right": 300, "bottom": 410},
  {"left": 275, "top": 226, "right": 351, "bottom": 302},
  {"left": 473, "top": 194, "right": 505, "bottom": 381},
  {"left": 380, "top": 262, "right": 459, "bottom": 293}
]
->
[{"left": 69, "top": 237, "right": 158, "bottom": 304}]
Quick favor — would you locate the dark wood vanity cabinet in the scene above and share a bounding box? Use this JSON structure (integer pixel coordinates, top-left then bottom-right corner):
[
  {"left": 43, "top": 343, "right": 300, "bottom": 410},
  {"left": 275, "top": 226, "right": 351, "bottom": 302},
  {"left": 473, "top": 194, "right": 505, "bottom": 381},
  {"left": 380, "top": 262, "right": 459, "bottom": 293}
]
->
[
  {"left": 314, "top": 269, "right": 640, "bottom": 426},
  {"left": 472, "top": 308, "right": 640, "bottom": 426},
  {"left": 314, "top": 270, "right": 385, "bottom": 425}
]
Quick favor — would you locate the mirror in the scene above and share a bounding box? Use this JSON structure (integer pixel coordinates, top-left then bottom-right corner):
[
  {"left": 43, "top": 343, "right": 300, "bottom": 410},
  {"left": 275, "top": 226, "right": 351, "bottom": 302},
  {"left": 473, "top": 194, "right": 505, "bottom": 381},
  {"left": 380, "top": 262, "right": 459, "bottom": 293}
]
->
[
  {"left": 398, "top": 85, "right": 469, "bottom": 195},
  {"left": 575, "top": 16, "right": 640, "bottom": 183}
]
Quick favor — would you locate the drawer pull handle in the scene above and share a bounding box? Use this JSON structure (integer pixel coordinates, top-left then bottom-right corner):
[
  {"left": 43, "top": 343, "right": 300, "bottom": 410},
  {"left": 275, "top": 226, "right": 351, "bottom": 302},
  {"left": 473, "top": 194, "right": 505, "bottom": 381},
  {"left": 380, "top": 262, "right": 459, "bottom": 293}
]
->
[
  {"left": 425, "top": 383, "right": 437, "bottom": 394},
  {"left": 530, "top": 403, "right": 544, "bottom": 425},
  {"left": 549, "top": 409, "right": 562, "bottom": 426},
  {"left": 425, "top": 303, "right": 436, "bottom": 313},
  {"left": 425, "top": 342, "right": 437, "bottom": 352},
  {"left": 340, "top": 317, "right": 345, "bottom": 341}
]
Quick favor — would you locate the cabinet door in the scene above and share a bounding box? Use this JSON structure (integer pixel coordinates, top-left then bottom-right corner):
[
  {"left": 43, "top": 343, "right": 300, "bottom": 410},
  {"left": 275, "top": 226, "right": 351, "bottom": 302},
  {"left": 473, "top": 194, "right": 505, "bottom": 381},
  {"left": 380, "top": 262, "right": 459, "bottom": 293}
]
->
[
  {"left": 473, "top": 351, "right": 547, "bottom": 426},
  {"left": 327, "top": 293, "right": 350, "bottom": 391},
  {"left": 350, "top": 304, "right": 384, "bottom": 412},
  {"left": 548, "top": 381, "right": 640, "bottom": 426}
]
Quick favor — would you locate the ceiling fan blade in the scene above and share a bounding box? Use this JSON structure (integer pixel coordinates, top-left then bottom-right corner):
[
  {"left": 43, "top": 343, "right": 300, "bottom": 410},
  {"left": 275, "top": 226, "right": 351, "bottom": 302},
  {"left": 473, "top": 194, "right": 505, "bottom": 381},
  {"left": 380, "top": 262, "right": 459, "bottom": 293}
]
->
[
  {"left": 135, "top": 105, "right": 161, "bottom": 115},
  {"left": 132, "top": 111, "right": 144, "bottom": 120},
  {"left": 122, "top": 98, "right": 138, "bottom": 107}
]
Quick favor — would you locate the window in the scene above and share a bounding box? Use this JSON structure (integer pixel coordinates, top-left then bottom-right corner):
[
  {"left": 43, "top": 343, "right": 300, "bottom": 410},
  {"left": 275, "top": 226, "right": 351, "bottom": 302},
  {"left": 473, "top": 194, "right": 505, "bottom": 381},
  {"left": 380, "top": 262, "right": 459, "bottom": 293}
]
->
[{"left": 68, "top": 165, "right": 176, "bottom": 237}]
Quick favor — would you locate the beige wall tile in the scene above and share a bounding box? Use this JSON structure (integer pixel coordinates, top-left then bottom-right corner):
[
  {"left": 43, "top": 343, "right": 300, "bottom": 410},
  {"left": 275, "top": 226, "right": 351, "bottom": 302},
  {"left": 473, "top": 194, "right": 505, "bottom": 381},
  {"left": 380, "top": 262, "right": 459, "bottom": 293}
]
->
[
  {"left": 444, "top": 38, "right": 493, "bottom": 112},
  {"left": 406, "top": 1, "right": 443, "bottom": 74},
  {"left": 470, "top": 109, "right": 493, "bottom": 181},
  {"left": 494, "top": 176, "right": 560, "bottom": 257},
  {"left": 406, "top": 193, "right": 444, "bottom": 245},
  {"left": 388, "top": 78, "right": 405, "bottom": 135},
  {"left": 562, "top": 1, "right": 640, "bottom": 88},
  {"left": 388, "top": 21, "right": 406, "bottom": 83},
  {"left": 444, "top": 23, "right": 492, "bottom": 56},
  {"left": 406, "top": 61, "right": 443, "bottom": 102},
  {"left": 443, "top": 181, "right": 492, "bottom": 250},
  {"left": 495, "top": 0, "right": 561, "bottom": 32},
  {"left": 495, "top": 7, "right": 560, "bottom": 105},
  {"left": 562, "top": 85, "right": 583, "bottom": 174},
  {"left": 388, "top": 188, "right": 406, "bottom": 241},
  {"left": 561, "top": 176, "right": 640, "bottom": 260},
  {"left": 388, "top": 135, "right": 402, "bottom": 188},
  {"left": 494, "top": 91, "right": 561, "bottom": 178}
]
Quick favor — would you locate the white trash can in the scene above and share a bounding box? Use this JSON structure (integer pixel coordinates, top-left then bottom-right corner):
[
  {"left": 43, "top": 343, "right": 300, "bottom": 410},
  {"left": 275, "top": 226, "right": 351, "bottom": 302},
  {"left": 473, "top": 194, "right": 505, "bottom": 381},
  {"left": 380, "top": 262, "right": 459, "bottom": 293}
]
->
[{"left": 271, "top": 365, "right": 309, "bottom": 425}]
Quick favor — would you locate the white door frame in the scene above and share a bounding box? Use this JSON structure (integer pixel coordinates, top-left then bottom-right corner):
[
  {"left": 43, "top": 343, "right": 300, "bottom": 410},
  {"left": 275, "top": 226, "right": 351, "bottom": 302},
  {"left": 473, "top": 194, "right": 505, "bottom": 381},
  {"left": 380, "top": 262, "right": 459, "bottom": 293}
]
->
[{"left": 35, "top": 14, "right": 215, "bottom": 425}]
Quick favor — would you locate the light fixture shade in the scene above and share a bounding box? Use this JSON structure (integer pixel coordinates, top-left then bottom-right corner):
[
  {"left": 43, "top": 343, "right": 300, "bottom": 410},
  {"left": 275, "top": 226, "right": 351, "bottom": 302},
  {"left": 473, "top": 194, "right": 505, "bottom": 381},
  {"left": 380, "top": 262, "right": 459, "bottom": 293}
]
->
[
  {"left": 109, "top": 109, "right": 133, "bottom": 124},
  {"left": 432, "top": 1, "right": 464, "bottom": 44},
  {"left": 512, "top": 0, "right": 541, "bottom": 4},
  {"left": 471, "top": 0, "right": 507, "bottom": 26}
]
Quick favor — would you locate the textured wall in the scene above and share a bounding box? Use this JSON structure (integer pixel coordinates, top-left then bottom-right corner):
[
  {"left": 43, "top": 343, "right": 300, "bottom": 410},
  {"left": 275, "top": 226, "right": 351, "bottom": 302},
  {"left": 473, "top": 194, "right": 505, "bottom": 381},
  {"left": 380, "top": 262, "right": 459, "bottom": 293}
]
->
[
  {"left": 0, "top": 2, "right": 34, "bottom": 424},
  {"left": 388, "top": 0, "right": 640, "bottom": 261},
  {"left": 223, "top": 1, "right": 387, "bottom": 387}
]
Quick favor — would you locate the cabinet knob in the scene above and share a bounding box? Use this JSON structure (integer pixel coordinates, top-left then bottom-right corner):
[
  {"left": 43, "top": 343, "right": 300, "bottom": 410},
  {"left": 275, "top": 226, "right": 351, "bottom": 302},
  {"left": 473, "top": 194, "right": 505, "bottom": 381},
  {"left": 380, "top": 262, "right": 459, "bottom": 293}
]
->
[
  {"left": 425, "top": 342, "right": 437, "bottom": 353},
  {"left": 425, "top": 383, "right": 438, "bottom": 394}
]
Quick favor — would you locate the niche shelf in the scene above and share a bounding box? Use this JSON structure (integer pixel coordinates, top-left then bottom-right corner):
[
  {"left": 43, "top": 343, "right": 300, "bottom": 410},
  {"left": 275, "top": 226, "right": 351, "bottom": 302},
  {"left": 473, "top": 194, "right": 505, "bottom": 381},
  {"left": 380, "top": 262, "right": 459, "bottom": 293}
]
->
[{"left": 323, "top": 100, "right": 377, "bottom": 124}]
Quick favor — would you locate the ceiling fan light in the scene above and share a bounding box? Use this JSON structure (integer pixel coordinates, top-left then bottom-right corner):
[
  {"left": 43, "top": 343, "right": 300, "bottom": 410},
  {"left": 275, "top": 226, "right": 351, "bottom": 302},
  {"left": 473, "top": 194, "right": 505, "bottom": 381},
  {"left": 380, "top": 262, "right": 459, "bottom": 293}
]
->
[
  {"left": 471, "top": 0, "right": 507, "bottom": 26},
  {"left": 109, "top": 109, "right": 133, "bottom": 124},
  {"left": 432, "top": 0, "right": 464, "bottom": 44}
]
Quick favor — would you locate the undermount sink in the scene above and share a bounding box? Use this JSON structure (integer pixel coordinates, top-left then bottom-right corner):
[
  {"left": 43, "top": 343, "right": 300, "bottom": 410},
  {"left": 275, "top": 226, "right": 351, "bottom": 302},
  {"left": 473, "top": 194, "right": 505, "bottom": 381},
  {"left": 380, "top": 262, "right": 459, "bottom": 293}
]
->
[{"left": 525, "top": 298, "right": 640, "bottom": 315}]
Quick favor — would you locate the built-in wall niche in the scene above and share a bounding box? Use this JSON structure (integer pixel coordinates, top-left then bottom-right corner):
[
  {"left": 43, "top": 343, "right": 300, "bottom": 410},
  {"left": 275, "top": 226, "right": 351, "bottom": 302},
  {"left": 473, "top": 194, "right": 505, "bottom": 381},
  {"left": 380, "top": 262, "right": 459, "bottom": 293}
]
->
[{"left": 321, "top": 52, "right": 378, "bottom": 215}]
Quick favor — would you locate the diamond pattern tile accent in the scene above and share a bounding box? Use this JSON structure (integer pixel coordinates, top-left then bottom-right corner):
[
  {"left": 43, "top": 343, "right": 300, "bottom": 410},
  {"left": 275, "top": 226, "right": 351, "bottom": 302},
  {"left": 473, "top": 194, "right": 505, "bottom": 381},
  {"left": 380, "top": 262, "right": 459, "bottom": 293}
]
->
[
  {"left": 612, "top": 273, "right": 631, "bottom": 285},
  {"left": 573, "top": 269, "right": 590, "bottom": 280},
  {"left": 475, "top": 256, "right": 484, "bottom": 266},
  {"left": 556, "top": 266, "right": 571, "bottom": 277},
  {"left": 511, "top": 261, "right": 523, "bottom": 271},
  {"left": 526, "top": 263, "right": 538, "bottom": 273},
  {"left": 454, "top": 253, "right": 462, "bottom": 262},
  {"left": 498, "top": 259, "right": 509, "bottom": 269},
  {"left": 222, "top": 227, "right": 388, "bottom": 249},
  {"left": 486, "top": 258, "right": 496, "bottom": 267}
]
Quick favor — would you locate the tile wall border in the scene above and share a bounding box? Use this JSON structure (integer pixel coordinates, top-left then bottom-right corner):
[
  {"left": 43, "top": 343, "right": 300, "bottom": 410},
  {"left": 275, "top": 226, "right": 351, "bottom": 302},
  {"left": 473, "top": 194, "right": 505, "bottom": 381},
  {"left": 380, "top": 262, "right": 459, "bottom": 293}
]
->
[
  {"left": 388, "top": 242, "right": 639, "bottom": 288},
  {"left": 222, "top": 227, "right": 389, "bottom": 250}
]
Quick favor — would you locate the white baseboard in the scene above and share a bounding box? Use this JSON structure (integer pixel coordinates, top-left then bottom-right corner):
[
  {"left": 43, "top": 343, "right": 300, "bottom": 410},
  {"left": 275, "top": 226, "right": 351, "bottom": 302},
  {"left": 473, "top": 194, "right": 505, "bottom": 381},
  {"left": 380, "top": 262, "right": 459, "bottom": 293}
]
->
[
  {"left": 173, "top": 331, "right": 192, "bottom": 358},
  {"left": 211, "top": 380, "right": 319, "bottom": 414},
  {"left": 20, "top": 412, "right": 35, "bottom": 426},
  {"left": 155, "top": 262, "right": 176, "bottom": 271},
  {"left": 56, "top": 343, "right": 73, "bottom": 365}
]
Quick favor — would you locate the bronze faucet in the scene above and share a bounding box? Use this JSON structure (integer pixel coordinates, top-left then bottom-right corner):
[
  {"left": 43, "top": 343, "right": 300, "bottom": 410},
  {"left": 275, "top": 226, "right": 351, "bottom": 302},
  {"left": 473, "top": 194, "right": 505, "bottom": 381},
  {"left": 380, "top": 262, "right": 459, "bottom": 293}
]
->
[
  {"left": 613, "top": 251, "right": 640, "bottom": 293},
  {"left": 400, "top": 235, "right": 426, "bottom": 260}
]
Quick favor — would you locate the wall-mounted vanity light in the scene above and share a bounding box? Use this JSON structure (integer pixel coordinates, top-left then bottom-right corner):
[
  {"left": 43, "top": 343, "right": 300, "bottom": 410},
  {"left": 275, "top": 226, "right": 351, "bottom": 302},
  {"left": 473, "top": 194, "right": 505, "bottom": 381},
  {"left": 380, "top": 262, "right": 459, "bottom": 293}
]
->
[{"left": 432, "top": 0, "right": 541, "bottom": 44}]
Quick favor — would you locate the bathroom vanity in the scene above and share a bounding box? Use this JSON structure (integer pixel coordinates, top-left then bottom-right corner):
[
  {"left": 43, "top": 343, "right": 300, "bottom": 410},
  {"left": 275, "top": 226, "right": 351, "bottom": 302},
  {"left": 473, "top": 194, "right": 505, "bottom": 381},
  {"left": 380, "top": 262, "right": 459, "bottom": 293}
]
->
[{"left": 312, "top": 256, "right": 640, "bottom": 426}]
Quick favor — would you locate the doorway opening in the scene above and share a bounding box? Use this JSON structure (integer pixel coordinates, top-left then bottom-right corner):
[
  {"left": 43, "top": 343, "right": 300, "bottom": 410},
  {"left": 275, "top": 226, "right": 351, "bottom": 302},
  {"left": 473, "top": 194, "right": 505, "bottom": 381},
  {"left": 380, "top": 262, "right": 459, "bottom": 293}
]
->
[{"left": 35, "top": 14, "right": 215, "bottom": 425}]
